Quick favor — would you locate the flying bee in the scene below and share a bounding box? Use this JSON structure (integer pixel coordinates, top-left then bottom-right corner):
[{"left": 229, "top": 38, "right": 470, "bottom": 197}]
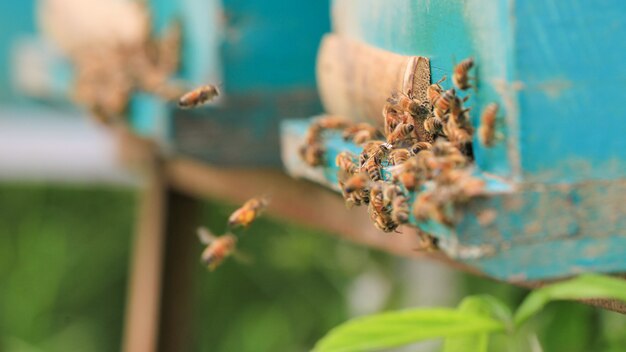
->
[
  {"left": 410, "top": 141, "right": 432, "bottom": 154},
  {"left": 299, "top": 143, "right": 325, "bottom": 167},
  {"left": 197, "top": 227, "right": 237, "bottom": 271},
  {"left": 387, "top": 123, "right": 415, "bottom": 144},
  {"left": 343, "top": 172, "right": 369, "bottom": 193},
  {"left": 427, "top": 76, "right": 446, "bottom": 107},
  {"left": 336, "top": 151, "right": 358, "bottom": 175},
  {"left": 178, "top": 84, "right": 219, "bottom": 109},
  {"left": 228, "top": 196, "right": 270, "bottom": 228},
  {"left": 453, "top": 57, "right": 474, "bottom": 91},
  {"left": 389, "top": 148, "right": 411, "bottom": 165},
  {"left": 363, "top": 155, "right": 383, "bottom": 181},
  {"left": 423, "top": 116, "right": 444, "bottom": 136},
  {"left": 478, "top": 103, "right": 498, "bottom": 147},
  {"left": 391, "top": 194, "right": 410, "bottom": 224}
]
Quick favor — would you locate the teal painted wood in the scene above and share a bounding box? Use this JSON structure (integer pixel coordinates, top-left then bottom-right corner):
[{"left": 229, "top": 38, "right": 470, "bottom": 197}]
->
[
  {"left": 281, "top": 117, "right": 626, "bottom": 281},
  {"left": 221, "top": 0, "right": 330, "bottom": 92},
  {"left": 512, "top": 0, "right": 626, "bottom": 183},
  {"left": 0, "top": 1, "right": 36, "bottom": 102},
  {"left": 160, "top": 0, "right": 330, "bottom": 164},
  {"left": 332, "top": 0, "right": 626, "bottom": 184}
]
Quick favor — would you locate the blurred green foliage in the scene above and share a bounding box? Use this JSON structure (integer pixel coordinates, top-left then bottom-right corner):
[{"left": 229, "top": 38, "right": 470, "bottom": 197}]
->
[
  {"left": 0, "top": 184, "right": 134, "bottom": 352},
  {"left": 2, "top": 184, "right": 626, "bottom": 352}
]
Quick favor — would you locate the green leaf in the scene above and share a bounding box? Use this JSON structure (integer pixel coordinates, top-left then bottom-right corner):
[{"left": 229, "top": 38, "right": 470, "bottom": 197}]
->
[
  {"left": 443, "top": 295, "right": 512, "bottom": 352},
  {"left": 514, "top": 274, "right": 626, "bottom": 327},
  {"left": 313, "top": 308, "right": 505, "bottom": 352}
]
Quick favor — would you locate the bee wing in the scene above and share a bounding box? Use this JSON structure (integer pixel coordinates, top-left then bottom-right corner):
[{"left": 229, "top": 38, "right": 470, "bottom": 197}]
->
[
  {"left": 197, "top": 227, "right": 216, "bottom": 245},
  {"left": 232, "top": 250, "right": 254, "bottom": 265}
]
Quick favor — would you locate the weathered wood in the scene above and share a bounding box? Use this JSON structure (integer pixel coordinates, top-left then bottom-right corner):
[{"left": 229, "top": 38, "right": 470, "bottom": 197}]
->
[
  {"left": 163, "top": 157, "right": 478, "bottom": 274},
  {"left": 171, "top": 90, "right": 322, "bottom": 166},
  {"left": 281, "top": 117, "right": 626, "bottom": 282},
  {"left": 116, "top": 130, "right": 626, "bottom": 314},
  {"left": 331, "top": 0, "right": 626, "bottom": 183},
  {"left": 158, "top": 189, "right": 200, "bottom": 352},
  {"left": 317, "top": 34, "right": 430, "bottom": 125}
]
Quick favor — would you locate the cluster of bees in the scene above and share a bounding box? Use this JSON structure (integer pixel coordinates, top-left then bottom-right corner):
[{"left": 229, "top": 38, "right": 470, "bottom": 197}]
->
[
  {"left": 70, "top": 2, "right": 222, "bottom": 124},
  {"left": 300, "top": 58, "right": 501, "bottom": 237},
  {"left": 71, "top": 15, "right": 187, "bottom": 124},
  {"left": 197, "top": 196, "right": 270, "bottom": 271}
]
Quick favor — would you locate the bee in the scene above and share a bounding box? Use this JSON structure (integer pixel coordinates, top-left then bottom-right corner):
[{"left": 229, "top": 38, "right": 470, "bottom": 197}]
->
[
  {"left": 453, "top": 58, "right": 474, "bottom": 91},
  {"left": 369, "top": 181, "right": 385, "bottom": 212},
  {"left": 390, "top": 162, "right": 417, "bottom": 191},
  {"left": 387, "top": 91, "right": 426, "bottom": 116},
  {"left": 389, "top": 148, "right": 411, "bottom": 165},
  {"left": 299, "top": 143, "right": 325, "bottom": 167},
  {"left": 410, "top": 142, "right": 432, "bottom": 154},
  {"left": 444, "top": 122, "right": 473, "bottom": 155},
  {"left": 427, "top": 76, "right": 446, "bottom": 107},
  {"left": 423, "top": 116, "right": 443, "bottom": 136},
  {"left": 383, "top": 103, "right": 403, "bottom": 137},
  {"left": 413, "top": 191, "right": 451, "bottom": 225},
  {"left": 343, "top": 172, "right": 369, "bottom": 193},
  {"left": 178, "top": 85, "right": 220, "bottom": 109},
  {"left": 336, "top": 151, "right": 358, "bottom": 175},
  {"left": 368, "top": 200, "right": 398, "bottom": 233},
  {"left": 433, "top": 88, "right": 456, "bottom": 115},
  {"left": 456, "top": 175, "right": 485, "bottom": 200},
  {"left": 382, "top": 183, "right": 402, "bottom": 207},
  {"left": 448, "top": 95, "right": 470, "bottom": 126},
  {"left": 228, "top": 196, "right": 270, "bottom": 228},
  {"left": 361, "top": 141, "right": 392, "bottom": 164},
  {"left": 315, "top": 115, "right": 351, "bottom": 130},
  {"left": 342, "top": 123, "right": 381, "bottom": 144},
  {"left": 363, "top": 155, "right": 383, "bottom": 181},
  {"left": 304, "top": 124, "right": 323, "bottom": 145},
  {"left": 387, "top": 123, "right": 415, "bottom": 144},
  {"left": 338, "top": 179, "right": 368, "bottom": 208},
  {"left": 478, "top": 103, "right": 498, "bottom": 147},
  {"left": 197, "top": 227, "right": 237, "bottom": 271},
  {"left": 391, "top": 193, "right": 410, "bottom": 224}
]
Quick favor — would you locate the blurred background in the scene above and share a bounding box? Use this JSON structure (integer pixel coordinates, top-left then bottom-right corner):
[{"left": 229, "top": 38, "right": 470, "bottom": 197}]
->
[{"left": 2, "top": 1, "right": 626, "bottom": 352}]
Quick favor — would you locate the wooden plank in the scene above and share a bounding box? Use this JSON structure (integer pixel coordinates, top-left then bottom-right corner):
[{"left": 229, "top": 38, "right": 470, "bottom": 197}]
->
[
  {"left": 163, "top": 157, "right": 478, "bottom": 274},
  {"left": 158, "top": 189, "right": 201, "bottom": 352},
  {"left": 316, "top": 34, "right": 430, "bottom": 125},
  {"left": 122, "top": 161, "right": 167, "bottom": 352},
  {"left": 281, "top": 117, "right": 626, "bottom": 281},
  {"left": 116, "top": 129, "right": 626, "bottom": 314}
]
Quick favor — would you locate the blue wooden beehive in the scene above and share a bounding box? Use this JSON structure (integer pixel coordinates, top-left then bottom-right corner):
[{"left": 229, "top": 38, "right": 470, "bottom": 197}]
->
[
  {"left": 281, "top": 0, "right": 626, "bottom": 281},
  {"left": 131, "top": 0, "right": 330, "bottom": 166}
]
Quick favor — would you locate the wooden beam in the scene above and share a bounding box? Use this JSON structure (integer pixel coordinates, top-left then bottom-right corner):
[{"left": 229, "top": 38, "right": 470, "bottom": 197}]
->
[
  {"left": 122, "top": 160, "right": 167, "bottom": 352},
  {"left": 115, "top": 130, "right": 626, "bottom": 314},
  {"left": 157, "top": 189, "right": 201, "bottom": 352},
  {"left": 164, "top": 157, "right": 479, "bottom": 275}
]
